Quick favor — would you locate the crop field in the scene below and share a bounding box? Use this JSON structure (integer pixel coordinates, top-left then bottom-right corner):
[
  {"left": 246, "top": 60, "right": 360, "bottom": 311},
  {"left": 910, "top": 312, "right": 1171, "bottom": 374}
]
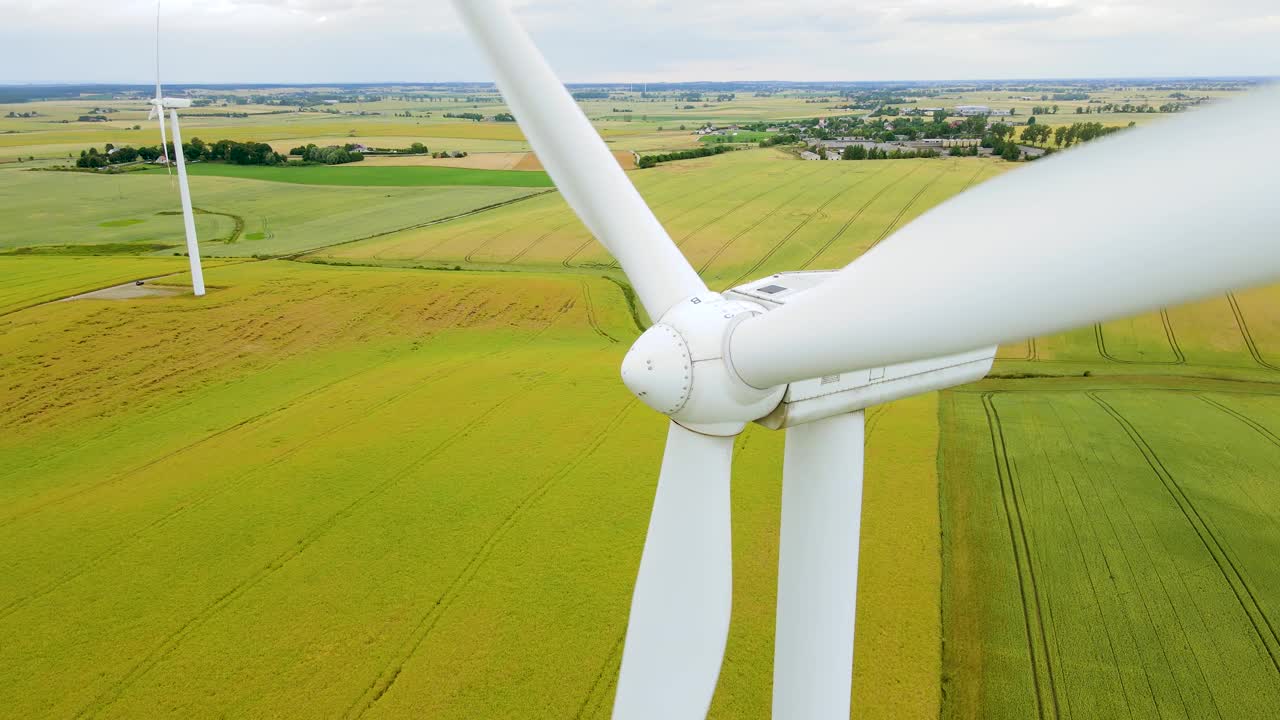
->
[
  {"left": 0, "top": 167, "right": 548, "bottom": 257},
  {"left": 940, "top": 383, "right": 1280, "bottom": 720},
  {"left": 311, "top": 149, "right": 1012, "bottom": 291},
  {"left": 0, "top": 260, "right": 942, "bottom": 719}
]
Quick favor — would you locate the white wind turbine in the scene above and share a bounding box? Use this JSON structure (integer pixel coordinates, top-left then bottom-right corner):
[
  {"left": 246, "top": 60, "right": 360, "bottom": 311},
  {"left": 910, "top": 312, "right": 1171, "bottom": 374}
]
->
[
  {"left": 148, "top": 2, "right": 205, "bottom": 297},
  {"left": 452, "top": 2, "right": 1280, "bottom": 718}
]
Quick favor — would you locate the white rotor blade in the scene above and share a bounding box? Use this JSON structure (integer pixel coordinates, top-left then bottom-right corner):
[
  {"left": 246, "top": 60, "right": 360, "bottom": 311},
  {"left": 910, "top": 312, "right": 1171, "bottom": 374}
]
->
[
  {"left": 153, "top": 1, "right": 171, "bottom": 174},
  {"left": 613, "top": 421, "right": 734, "bottom": 720},
  {"left": 729, "top": 86, "right": 1280, "bottom": 389},
  {"left": 773, "top": 412, "right": 863, "bottom": 720},
  {"left": 451, "top": 0, "right": 705, "bottom": 321}
]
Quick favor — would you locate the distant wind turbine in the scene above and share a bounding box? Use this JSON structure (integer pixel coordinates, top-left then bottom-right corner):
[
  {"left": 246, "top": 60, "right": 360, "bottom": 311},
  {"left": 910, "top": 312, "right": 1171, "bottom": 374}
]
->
[{"left": 148, "top": 1, "right": 205, "bottom": 297}]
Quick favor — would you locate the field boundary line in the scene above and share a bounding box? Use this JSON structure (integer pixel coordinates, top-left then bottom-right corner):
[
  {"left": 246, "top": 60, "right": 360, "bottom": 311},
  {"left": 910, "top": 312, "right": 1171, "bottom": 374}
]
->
[
  {"left": 1226, "top": 292, "right": 1280, "bottom": 372},
  {"left": 1089, "top": 391, "right": 1280, "bottom": 676},
  {"left": 346, "top": 399, "right": 638, "bottom": 719},
  {"left": 75, "top": 343, "right": 584, "bottom": 718},
  {"left": 982, "top": 392, "right": 1060, "bottom": 720},
  {"left": 293, "top": 188, "right": 557, "bottom": 260},
  {"left": 726, "top": 163, "right": 905, "bottom": 288}
]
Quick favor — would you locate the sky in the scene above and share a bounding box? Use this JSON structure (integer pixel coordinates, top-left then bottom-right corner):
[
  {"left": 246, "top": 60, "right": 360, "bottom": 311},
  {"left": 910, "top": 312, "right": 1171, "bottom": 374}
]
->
[{"left": 1, "top": 0, "right": 1277, "bottom": 85}]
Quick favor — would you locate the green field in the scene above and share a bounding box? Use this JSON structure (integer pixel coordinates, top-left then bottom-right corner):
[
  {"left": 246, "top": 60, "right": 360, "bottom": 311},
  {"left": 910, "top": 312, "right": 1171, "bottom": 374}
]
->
[
  {"left": 0, "top": 256, "right": 211, "bottom": 315},
  {"left": 151, "top": 162, "right": 555, "bottom": 188},
  {"left": 0, "top": 167, "right": 548, "bottom": 257}
]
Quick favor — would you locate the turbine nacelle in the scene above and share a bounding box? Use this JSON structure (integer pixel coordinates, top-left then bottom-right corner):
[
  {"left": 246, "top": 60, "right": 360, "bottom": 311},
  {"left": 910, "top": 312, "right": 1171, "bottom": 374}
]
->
[
  {"left": 148, "top": 96, "right": 192, "bottom": 120},
  {"left": 621, "top": 293, "right": 784, "bottom": 436},
  {"left": 621, "top": 274, "right": 997, "bottom": 435}
]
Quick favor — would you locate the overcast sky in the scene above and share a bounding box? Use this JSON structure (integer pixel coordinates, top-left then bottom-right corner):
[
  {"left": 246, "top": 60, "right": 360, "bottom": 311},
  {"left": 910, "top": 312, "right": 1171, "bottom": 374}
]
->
[{"left": 2, "top": 0, "right": 1277, "bottom": 85}]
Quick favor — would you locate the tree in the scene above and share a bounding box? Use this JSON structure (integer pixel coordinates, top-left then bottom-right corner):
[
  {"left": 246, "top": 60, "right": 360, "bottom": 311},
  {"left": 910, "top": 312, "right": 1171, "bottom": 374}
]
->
[
  {"left": 842, "top": 144, "right": 867, "bottom": 160},
  {"left": 933, "top": 109, "right": 948, "bottom": 124},
  {"left": 1001, "top": 141, "right": 1022, "bottom": 162},
  {"left": 1054, "top": 125, "right": 1068, "bottom": 146},
  {"left": 1027, "top": 115, "right": 1036, "bottom": 125}
]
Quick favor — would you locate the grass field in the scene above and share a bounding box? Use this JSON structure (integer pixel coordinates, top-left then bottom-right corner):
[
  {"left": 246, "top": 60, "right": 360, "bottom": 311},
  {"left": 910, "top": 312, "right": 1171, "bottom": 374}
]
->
[
  {"left": 0, "top": 167, "right": 548, "bottom": 257},
  {"left": 0, "top": 256, "right": 211, "bottom": 315},
  {"left": 150, "top": 163, "right": 555, "bottom": 188},
  {"left": 0, "top": 260, "right": 942, "bottom": 719}
]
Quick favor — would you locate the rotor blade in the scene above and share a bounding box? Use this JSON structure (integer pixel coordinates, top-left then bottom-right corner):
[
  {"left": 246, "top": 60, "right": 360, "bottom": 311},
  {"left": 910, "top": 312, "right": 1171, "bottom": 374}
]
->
[
  {"left": 613, "top": 421, "right": 734, "bottom": 720},
  {"left": 153, "top": 1, "right": 171, "bottom": 175},
  {"left": 773, "top": 411, "right": 864, "bottom": 720},
  {"left": 450, "top": 0, "right": 705, "bottom": 322},
  {"left": 729, "top": 86, "right": 1280, "bottom": 389}
]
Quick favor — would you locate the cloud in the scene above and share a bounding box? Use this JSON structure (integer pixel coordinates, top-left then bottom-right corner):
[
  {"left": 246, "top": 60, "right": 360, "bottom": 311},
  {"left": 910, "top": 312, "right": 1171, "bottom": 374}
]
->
[{"left": 0, "top": 0, "right": 1276, "bottom": 83}]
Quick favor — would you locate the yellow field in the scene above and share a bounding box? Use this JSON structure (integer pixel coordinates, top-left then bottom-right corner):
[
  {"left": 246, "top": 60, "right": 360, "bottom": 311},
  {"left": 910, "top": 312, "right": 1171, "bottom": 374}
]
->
[{"left": 0, "top": 259, "right": 942, "bottom": 719}]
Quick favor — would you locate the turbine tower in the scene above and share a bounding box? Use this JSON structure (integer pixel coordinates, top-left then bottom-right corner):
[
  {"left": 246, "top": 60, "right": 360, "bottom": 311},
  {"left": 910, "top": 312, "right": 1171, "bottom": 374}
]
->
[
  {"left": 149, "top": 2, "right": 205, "bottom": 297},
  {"left": 452, "top": 2, "right": 1280, "bottom": 718}
]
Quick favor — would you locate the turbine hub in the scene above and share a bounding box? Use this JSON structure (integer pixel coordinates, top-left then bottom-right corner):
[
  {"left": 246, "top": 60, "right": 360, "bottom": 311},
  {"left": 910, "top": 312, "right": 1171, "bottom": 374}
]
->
[{"left": 621, "top": 293, "right": 786, "bottom": 436}]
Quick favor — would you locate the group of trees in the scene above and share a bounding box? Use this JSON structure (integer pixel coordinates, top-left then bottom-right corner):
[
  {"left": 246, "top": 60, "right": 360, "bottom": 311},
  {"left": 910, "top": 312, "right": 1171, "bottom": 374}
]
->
[
  {"left": 442, "top": 112, "right": 484, "bottom": 121},
  {"left": 74, "top": 137, "right": 292, "bottom": 168},
  {"left": 494, "top": 112, "right": 515, "bottom": 122},
  {"left": 288, "top": 144, "right": 364, "bottom": 165},
  {"left": 637, "top": 144, "right": 732, "bottom": 169},
  {"left": 840, "top": 145, "right": 940, "bottom": 160}
]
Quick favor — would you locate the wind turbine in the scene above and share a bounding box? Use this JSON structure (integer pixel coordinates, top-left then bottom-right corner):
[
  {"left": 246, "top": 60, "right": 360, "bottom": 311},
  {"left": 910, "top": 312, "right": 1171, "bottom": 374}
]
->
[
  {"left": 451, "top": 2, "right": 1280, "bottom": 718},
  {"left": 148, "top": 2, "right": 205, "bottom": 297}
]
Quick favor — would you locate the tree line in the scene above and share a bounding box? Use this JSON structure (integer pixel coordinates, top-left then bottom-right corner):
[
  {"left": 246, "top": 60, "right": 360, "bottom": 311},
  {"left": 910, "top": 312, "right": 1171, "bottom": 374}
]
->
[{"left": 637, "top": 144, "right": 733, "bottom": 169}]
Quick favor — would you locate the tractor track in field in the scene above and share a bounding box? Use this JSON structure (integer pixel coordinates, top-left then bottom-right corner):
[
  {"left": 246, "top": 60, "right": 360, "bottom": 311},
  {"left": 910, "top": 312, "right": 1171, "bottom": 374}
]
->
[
  {"left": 1160, "top": 309, "right": 1187, "bottom": 363},
  {"left": 561, "top": 173, "right": 761, "bottom": 270},
  {"left": 346, "top": 399, "right": 637, "bottom": 719},
  {"left": 694, "top": 165, "right": 850, "bottom": 275},
  {"left": 725, "top": 164, "right": 903, "bottom": 289},
  {"left": 670, "top": 163, "right": 821, "bottom": 252},
  {"left": 1089, "top": 392, "right": 1280, "bottom": 677},
  {"left": 1044, "top": 403, "right": 1169, "bottom": 719},
  {"left": 579, "top": 280, "right": 619, "bottom": 343},
  {"left": 863, "top": 165, "right": 944, "bottom": 252},
  {"left": 796, "top": 163, "right": 928, "bottom": 270},
  {"left": 602, "top": 169, "right": 798, "bottom": 269},
  {"left": 1092, "top": 316, "right": 1185, "bottom": 366},
  {"left": 982, "top": 392, "right": 1061, "bottom": 720},
  {"left": 0, "top": 314, "right": 572, "bottom": 624},
  {"left": 1197, "top": 395, "right": 1280, "bottom": 451},
  {"left": 1053, "top": 401, "right": 1202, "bottom": 719},
  {"left": 0, "top": 352, "right": 369, "bottom": 532},
  {"left": 75, "top": 362, "right": 578, "bottom": 719},
  {"left": 575, "top": 630, "right": 627, "bottom": 719},
  {"left": 1226, "top": 292, "right": 1280, "bottom": 372}
]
